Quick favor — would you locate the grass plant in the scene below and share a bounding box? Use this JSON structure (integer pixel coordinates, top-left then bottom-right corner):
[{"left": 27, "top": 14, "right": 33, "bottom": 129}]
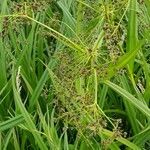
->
[{"left": 0, "top": 0, "right": 150, "bottom": 149}]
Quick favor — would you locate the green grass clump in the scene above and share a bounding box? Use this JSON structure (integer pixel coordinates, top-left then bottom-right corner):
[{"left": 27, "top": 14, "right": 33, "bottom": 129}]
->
[{"left": 0, "top": 0, "right": 150, "bottom": 149}]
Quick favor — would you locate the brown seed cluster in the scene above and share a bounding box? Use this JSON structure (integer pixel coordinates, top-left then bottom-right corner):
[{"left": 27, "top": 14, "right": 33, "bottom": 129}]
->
[
  {"left": 55, "top": 97, "right": 107, "bottom": 138},
  {"left": 101, "top": 119, "right": 127, "bottom": 149},
  {"left": 51, "top": 49, "right": 109, "bottom": 137},
  {"left": 0, "top": 17, "right": 9, "bottom": 38},
  {"left": 103, "top": 22, "right": 121, "bottom": 62},
  {"left": 11, "top": 1, "right": 50, "bottom": 15}
]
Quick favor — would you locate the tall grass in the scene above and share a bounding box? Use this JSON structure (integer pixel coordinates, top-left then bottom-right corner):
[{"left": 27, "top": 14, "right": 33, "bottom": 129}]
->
[{"left": 0, "top": 0, "right": 150, "bottom": 149}]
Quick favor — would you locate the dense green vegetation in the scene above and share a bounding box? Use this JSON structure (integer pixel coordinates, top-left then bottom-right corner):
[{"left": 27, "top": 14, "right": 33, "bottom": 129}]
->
[{"left": 0, "top": 0, "right": 150, "bottom": 149}]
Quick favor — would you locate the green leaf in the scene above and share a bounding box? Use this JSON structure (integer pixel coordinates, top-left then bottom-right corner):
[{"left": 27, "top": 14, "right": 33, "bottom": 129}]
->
[
  {"left": 104, "top": 80, "right": 150, "bottom": 118},
  {"left": 0, "top": 115, "right": 24, "bottom": 132}
]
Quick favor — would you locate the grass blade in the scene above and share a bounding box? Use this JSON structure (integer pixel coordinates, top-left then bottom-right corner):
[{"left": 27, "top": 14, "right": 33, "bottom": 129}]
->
[{"left": 104, "top": 80, "right": 150, "bottom": 118}]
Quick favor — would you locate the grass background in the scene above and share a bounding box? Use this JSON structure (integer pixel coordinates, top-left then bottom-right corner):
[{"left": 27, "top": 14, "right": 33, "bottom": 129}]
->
[{"left": 0, "top": 0, "right": 150, "bottom": 149}]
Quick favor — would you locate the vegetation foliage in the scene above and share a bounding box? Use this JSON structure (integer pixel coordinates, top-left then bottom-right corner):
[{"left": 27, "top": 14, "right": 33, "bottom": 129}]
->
[{"left": 0, "top": 0, "right": 150, "bottom": 149}]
